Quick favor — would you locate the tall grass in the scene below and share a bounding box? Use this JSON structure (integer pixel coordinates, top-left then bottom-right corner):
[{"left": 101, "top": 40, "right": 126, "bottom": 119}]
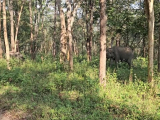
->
[{"left": 0, "top": 56, "right": 160, "bottom": 119}]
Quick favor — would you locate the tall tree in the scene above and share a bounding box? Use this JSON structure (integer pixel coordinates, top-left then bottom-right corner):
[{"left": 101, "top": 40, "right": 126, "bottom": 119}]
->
[
  {"left": 0, "top": 1, "right": 2, "bottom": 59},
  {"left": 59, "top": 0, "right": 79, "bottom": 67},
  {"left": 3, "top": 0, "right": 10, "bottom": 69},
  {"left": 52, "top": 0, "right": 57, "bottom": 57},
  {"left": 33, "top": 0, "right": 38, "bottom": 59},
  {"left": 85, "top": 0, "right": 93, "bottom": 61},
  {"left": 66, "top": 0, "right": 80, "bottom": 70},
  {"left": 85, "top": 0, "right": 89, "bottom": 61},
  {"left": 158, "top": 12, "right": 160, "bottom": 72},
  {"left": 67, "top": 0, "right": 73, "bottom": 70},
  {"left": 29, "top": 0, "right": 34, "bottom": 59},
  {"left": 145, "top": 0, "right": 155, "bottom": 87},
  {"left": 14, "top": 0, "right": 25, "bottom": 52},
  {"left": 9, "top": 0, "right": 15, "bottom": 52},
  {"left": 88, "top": 0, "right": 93, "bottom": 61},
  {"left": 99, "top": 0, "right": 107, "bottom": 88},
  {"left": 60, "top": 0, "right": 67, "bottom": 63}
]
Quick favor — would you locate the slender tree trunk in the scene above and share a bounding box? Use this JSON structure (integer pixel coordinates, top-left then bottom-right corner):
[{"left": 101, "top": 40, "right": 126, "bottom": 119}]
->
[
  {"left": 116, "top": 33, "right": 120, "bottom": 46},
  {"left": 53, "top": 0, "right": 57, "bottom": 57},
  {"left": 15, "top": 1, "right": 24, "bottom": 52},
  {"left": 3, "top": 0, "right": 10, "bottom": 69},
  {"left": 9, "top": 0, "right": 15, "bottom": 52},
  {"left": 116, "top": 39, "right": 120, "bottom": 46},
  {"left": 99, "top": 0, "right": 107, "bottom": 88},
  {"left": 32, "top": 0, "right": 38, "bottom": 60},
  {"left": 29, "top": 0, "right": 33, "bottom": 38},
  {"left": 29, "top": 0, "right": 33, "bottom": 44},
  {"left": 111, "top": 37, "right": 114, "bottom": 48},
  {"left": 0, "top": 1, "right": 2, "bottom": 59},
  {"left": 143, "top": 36, "right": 146, "bottom": 57},
  {"left": 85, "top": 0, "right": 92, "bottom": 61},
  {"left": 60, "top": 2, "right": 67, "bottom": 63},
  {"left": 88, "top": 0, "right": 93, "bottom": 61},
  {"left": 126, "top": 29, "right": 129, "bottom": 47},
  {"left": 44, "top": 29, "right": 47, "bottom": 54},
  {"left": 158, "top": 13, "right": 160, "bottom": 72},
  {"left": 29, "top": 0, "right": 35, "bottom": 59},
  {"left": 66, "top": 0, "right": 79, "bottom": 70},
  {"left": 74, "top": 39, "right": 79, "bottom": 56},
  {"left": 67, "top": 0, "right": 73, "bottom": 70},
  {"left": 145, "top": 0, "right": 154, "bottom": 87},
  {"left": 85, "top": 0, "right": 89, "bottom": 61},
  {"left": 73, "top": 40, "right": 76, "bottom": 55}
]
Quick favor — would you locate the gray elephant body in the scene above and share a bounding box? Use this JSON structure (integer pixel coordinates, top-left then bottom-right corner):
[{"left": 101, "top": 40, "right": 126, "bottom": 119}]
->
[{"left": 107, "top": 46, "right": 134, "bottom": 68}]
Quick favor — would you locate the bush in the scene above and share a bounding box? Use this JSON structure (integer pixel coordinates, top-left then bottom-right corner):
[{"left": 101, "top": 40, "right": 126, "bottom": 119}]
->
[{"left": 0, "top": 56, "right": 160, "bottom": 119}]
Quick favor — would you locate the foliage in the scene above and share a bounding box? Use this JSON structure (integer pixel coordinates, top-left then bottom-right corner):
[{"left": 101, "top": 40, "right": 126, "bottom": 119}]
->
[
  {"left": 0, "top": 56, "right": 160, "bottom": 119},
  {"left": 0, "top": 0, "right": 160, "bottom": 119}
]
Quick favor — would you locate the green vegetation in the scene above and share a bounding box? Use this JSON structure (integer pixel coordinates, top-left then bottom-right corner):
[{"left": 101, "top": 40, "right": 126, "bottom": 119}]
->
[{"left": 0, "top": 56, "right": 160, "bottom": 120}]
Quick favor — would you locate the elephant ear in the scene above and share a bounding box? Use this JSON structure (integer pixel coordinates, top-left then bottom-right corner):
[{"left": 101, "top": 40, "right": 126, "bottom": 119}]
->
[
  {"left": 113, "top": 47, "right": 119, "bottom": 58},
  {"left": 108, "top": 48, "right": 114, "bottom": 57}
]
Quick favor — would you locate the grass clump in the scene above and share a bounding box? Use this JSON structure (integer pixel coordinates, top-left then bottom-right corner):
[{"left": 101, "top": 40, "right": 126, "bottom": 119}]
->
[{"left": 0, "top": 56, "right": 160, "bottom": 119}]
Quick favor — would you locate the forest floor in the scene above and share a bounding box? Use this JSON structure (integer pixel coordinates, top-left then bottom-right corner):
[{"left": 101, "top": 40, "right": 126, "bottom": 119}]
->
[
  {"left": 0, "top": 57, "right": 160, "bottom": 120},
  {"left": 0, "top": 111, "right": 10, "bottom": 120},
  {"left": 0, "top": 110, "right": 25, "bottom": 120}
]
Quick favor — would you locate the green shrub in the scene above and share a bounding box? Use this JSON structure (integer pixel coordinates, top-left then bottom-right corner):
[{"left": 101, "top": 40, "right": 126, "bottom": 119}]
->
[{"left": 0, "top": 56, "right": 160, "bottom": 120}]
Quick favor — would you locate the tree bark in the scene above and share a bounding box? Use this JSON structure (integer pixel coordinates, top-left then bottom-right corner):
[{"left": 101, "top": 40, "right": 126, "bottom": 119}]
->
[
  {"left": 9, "top": 0, "right": 15, "bottom": 52},
  {"left": 29, "top": 0, "right": 35, "bottom": 60},
  {"left": 88, "top": 0, "right": 93, "bottom": 61},
  {"left": 15, "top": 1, "right": 24, "bottom": 52},
  {"left": 145, "top": 0, "right": 154, "bottom": 87},
  {"left": 99, "top": 0, "right": 107, "bottom": 88},
  {"left": 0, "top": 1, "right": 2, "bottom": 59},
  {"left": 67, "top": 0, "right": 73, "bottom": 70},
  {"left": 66, "top": 0, "right": 79, "bottom": 70},
  {"left": 85, "top": 0, "right": 93, "bottom": 61},
  {"left": 53, "top": 0, "right": 57, "bottom": 57},
  {"left": 143, "top": 36, "right": 146, "bottom": 58},
  {"left": 85, "top": 0, "right": 89, "bottom": 61},
  {"left": 3, "top": 0, "right": 10, "bottom": 69},
  {"left": 158, "top": 12, "right": 160, "bottom": 72},
  {"left": 60, "top": 1, "right": 67, "bottom": 63},
  {"left": 116, "top": 33, "right": 120, "bottom": 46}
]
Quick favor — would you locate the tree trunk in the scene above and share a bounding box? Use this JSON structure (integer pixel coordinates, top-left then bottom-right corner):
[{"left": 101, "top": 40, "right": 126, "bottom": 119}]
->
[
  {"left": 60, "top": 1, "right": 67, "bottom": 63},
  {"left": 85, "top": 0, "right": 93, "bottom": 61},
  {"left": 158, "top": 13, "right": 160, "bottom": 72},
  {"left": 29, "top": 0, "right": 35, "bottom": 60},
  {"left": 53, "top": 0, "right": 57, "bottom": 58},
  {"left": 74, "top": 39, "right": 79, "bottom": 56},
  {"left": 88, "top": 0, "right": 93, "bottom": 61},
  {"left": 145, "top": 0, "right": 154, "bottom": 87},
  {"left": 143, "top": 36, "right": 146, "bottom": 57},
  {"left": 126, "top": 29, "right": 129, "bottom": 47},
  {"left": 14, "top": 1, "right": 24, "bottom": 52},
  {"left": 109, "top": 37, "right": 114, "bottom": 48},
  {"left": 0, "top": 1, "right": 2, "bottom": 59},
  {"left": 66, "top": 0, "right": 79, "bottom": 70},
  {"left": 9, "top": 0, "right": 15, "bottom": 52},
  {"left": 67, "top": 0, "right": 73, "bottom": 70},
  {"left": 3, "top": 0, "right": 10, "bottom": 69},
  {"left": 85, "top": 0, "right": 89, "bottom": 61},
  {"left": 116, "top": 33, "right": 120, "bottom": 46},
  {"left": 44, "top": 29, "right": 47, "bottom": 54},
  {"left": 32, "top": 0, "right": 38, "bottom": 60},
  {"left": 99, "top": 0, "right": 107, "bottom": 88}
]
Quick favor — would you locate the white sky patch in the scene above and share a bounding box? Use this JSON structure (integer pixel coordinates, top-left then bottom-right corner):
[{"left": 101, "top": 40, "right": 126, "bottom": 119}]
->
[{"left": 131, "top": 1, "right": 142, "bottom": 9}]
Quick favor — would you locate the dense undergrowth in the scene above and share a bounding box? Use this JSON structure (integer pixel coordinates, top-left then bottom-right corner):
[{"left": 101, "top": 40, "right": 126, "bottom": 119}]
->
[{"left": 0, "top": 56, "right": 160, "bottom": 120}]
